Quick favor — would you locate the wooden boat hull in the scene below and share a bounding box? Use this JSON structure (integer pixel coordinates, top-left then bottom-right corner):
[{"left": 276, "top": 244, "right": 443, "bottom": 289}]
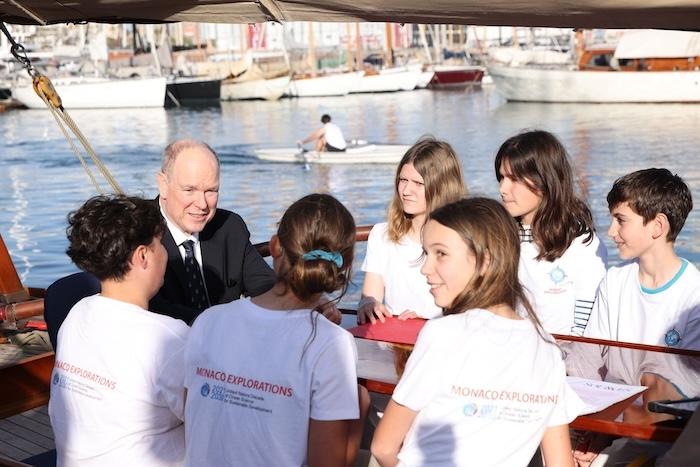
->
[
  {"left": 429, "top": 66, "right": 485, "bottom": 89},
  {"left": 349, "top": 68, "right": 422, "bottom": 93},
  {"left": 286, "top": 71, "right": 363, "bottom": 97},
  {"left": 165, "top": 76, "right": 221, "bottom": 106},
  {"left": 221, "top": 75, "right": 290, "bottom": 101},
  {"left": 488, "top": 65, "right": 700, "bottom": 103},
  {"left": 12, "top": 77, "right": 167, "bottom": 109}
]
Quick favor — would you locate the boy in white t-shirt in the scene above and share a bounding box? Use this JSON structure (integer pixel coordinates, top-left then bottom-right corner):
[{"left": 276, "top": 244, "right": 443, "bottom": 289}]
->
[
  {"left": 585, "top": 167, "right": 699, "bottom": 353},
  {"left": 580, "top": 169, "right": 699, "bottom": 466},
  {"left": 49, "top": 195, "right": 188, "bottom": 467}
]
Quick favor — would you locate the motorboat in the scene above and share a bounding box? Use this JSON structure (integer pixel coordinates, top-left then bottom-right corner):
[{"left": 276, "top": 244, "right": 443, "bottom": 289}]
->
[
  {"left": 12, "top": 76, "right": 167, "bottom": 109},
  {"left": 255, "top": 140, "right": 410, "bottom": 164}
]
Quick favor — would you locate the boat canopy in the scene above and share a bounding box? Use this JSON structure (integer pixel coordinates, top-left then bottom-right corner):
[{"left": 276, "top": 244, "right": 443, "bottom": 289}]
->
[
  {"left": 1, "top": 1, "right": 700, "bottom": 29},
  {"left": 614, "top": 29, "right": 700, "bottom": 59}
]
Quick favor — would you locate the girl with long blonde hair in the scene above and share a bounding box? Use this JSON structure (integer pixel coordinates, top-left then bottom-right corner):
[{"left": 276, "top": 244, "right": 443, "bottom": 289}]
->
[{"left": 358, "top": 137, "right": 466, "bottom": 323}]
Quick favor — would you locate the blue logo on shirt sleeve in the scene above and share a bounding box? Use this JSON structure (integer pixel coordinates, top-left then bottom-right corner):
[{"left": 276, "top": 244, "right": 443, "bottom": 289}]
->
[{"left": 665, "top": 329, "right": 681, "bottom": 346}]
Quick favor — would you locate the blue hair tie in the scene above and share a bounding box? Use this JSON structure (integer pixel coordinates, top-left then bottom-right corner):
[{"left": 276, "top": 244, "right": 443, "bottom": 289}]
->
[{"left": 302, "top": 249, "right": 344, "bottom": 268}]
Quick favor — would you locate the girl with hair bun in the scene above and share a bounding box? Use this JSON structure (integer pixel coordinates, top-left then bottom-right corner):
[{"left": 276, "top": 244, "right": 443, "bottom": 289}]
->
[
  {"left": 495, "top": 130, "right": 607, "bottom": 336},
  {"left": 358, "top": 137, "right": 466, "bottom": 324},
  {"left": 184, "top": 193, "right": 367, "bottom": 467},
  {"left": 372, "top": 197, "right": 582, "bottom": 467}
]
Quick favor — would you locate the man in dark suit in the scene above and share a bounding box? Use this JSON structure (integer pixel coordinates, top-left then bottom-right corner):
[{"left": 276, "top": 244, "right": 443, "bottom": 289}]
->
[{"left": 150, "top": 139, "right": 276, "bottom": 324}]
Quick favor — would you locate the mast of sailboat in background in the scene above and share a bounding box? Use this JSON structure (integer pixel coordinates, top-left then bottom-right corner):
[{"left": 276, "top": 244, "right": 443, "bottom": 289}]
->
[
  {"left": 384, "top": 23, "right": 393, "bottom": 67},
  {"left": 307, "top": 22, "right": 317, "bottom": 77},
  {"left": 418, "top": 24, "right": 433, "bottom": 64},
  {"left": 355, "top": 23, "right": 363, "bottom": 71}
]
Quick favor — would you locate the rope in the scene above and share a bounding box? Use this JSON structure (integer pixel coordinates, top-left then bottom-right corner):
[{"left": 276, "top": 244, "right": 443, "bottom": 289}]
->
[{"left": 1, "top": 21, "right": 123, "bottom": 195}]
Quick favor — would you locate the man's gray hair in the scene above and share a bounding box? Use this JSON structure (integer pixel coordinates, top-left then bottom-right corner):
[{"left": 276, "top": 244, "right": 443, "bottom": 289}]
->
[{"left": 161, "top": 139, "right": 220, "bottom": 176}]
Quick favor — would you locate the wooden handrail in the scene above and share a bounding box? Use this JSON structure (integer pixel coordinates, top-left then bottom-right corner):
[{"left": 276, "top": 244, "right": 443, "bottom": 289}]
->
[{"left": 553, "top": 333, "right": 700, "bottom": 358}]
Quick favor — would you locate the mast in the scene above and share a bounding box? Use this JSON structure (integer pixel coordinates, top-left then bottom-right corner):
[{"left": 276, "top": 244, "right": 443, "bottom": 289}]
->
[
  {"left": 307, "top": 22, "right": 317, "bottom": 77},
  {"left": 355, "top": 23, "right": 363, "bottom": 71},
  {"left": 384, "top": 23, "right": 394, "bottom": 67},
  {"left": 345, "top": 23, "right": 353, "bottom": 70}
]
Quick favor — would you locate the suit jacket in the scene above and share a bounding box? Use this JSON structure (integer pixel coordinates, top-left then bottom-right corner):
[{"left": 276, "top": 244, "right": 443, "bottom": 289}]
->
[{"left": 150, "top": 203, "right": 276, "bottom": 324}]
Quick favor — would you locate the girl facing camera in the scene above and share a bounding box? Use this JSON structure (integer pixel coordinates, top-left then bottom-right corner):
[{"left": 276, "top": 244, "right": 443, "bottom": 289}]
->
[{"left": 372, "top": 197, "right": 583, "bottom": 467}]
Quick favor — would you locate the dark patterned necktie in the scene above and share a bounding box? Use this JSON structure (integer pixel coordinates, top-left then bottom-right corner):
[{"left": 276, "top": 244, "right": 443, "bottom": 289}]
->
[{"left": 182, "top": 240, "right": 209, "bottom": 312}]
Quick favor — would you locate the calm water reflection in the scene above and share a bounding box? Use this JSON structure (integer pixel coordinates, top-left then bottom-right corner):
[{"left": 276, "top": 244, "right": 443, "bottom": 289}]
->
[{"left": 1, "top": 87, "right": 699, "bottom": 305}]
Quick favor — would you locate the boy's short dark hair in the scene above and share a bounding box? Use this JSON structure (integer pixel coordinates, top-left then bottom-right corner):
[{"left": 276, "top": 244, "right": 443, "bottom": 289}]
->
[
  {"left": 66, "top": 195, "right": 165, "bottom": 281},
  {"left": 607, "top": 168, "right": 692, "bottom": 242},
  {"left": 321, "top": 114, "right": 331, "bottom": 124}
]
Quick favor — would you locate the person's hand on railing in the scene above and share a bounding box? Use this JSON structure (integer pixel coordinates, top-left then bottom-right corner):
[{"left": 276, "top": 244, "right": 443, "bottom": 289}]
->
[{"left": 357, "top": 297, "right": 393, "bottom": 324}]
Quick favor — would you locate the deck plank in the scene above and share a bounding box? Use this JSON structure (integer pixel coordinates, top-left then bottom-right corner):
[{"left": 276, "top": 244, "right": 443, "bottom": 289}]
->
[
  {"left": 0, "top": 420, "right": 54, "bottom": 450},
  {"left": 0, "top": 417, "right": 54, "bottom": 441},
  {"left": 0, "top": 404, "right": 55, "bottom": 462},
  {"left": 0, "top": 438, "right": 31, "bottom": 461},
  {"left": 0, "top": 426, "right": 45, "bottom": 457},
  {"left": 17, "top": 410, "right": 51, "bottom": 429}
]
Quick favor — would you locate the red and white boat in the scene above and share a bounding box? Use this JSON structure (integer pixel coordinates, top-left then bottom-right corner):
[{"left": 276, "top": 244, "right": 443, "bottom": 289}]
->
[{"left": 428, "top": 64, "right": 485, "bottom": 89}]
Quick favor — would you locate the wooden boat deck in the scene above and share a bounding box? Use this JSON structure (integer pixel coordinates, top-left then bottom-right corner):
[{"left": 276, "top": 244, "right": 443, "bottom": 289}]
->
[{"left": 0, "top": 406, "right": 54, "bottom": 462}]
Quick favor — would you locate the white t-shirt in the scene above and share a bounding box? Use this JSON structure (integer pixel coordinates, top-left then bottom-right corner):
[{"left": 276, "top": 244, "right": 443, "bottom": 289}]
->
[
  {"left": 520, "top": 232, "right": 607, "bottom": 335},
  {"left": 584, "top": 259, "right": 700, "bottom": 396},
  {"left": 49, "top": 295, "right": 188, "bottom": 467},
  {"left": 362, "top": 222, "right": 442, "bottom": 319},
  {"left": 585, "top": 259, "right": 700, "bottom": 349},
  {"left": 323, "top": 122, "right": 347, "bottom": 149},
  {"left": 184, "top": 298, "right": 359, "bottom": 467},
  {"left": 393, "top": 309, "right": 583, "bottom": 467}
]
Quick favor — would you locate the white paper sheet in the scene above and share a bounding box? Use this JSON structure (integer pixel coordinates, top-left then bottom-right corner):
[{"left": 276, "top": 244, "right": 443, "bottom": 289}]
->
[{"left": 567, "top": 376, "right": 647, "bottom": 415}]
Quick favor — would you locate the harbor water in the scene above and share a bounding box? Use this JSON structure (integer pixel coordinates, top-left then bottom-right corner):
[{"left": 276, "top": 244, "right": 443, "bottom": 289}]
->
[{"left": 1, "top": 86, "right": 700, "bottom": 307}]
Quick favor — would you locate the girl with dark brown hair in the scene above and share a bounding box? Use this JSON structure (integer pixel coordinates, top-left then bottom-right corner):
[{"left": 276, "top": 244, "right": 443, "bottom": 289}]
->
[
  {"left": 184, "top": 194, "right": 367, "bottom": 467},
  {"left": 495, "top": 130, "right": 607, "bottom": 336}
]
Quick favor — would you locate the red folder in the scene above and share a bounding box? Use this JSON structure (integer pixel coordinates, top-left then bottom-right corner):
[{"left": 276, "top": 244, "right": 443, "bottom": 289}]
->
[{"left": 349, "top": 316, "right": 427, "bottom": 345}]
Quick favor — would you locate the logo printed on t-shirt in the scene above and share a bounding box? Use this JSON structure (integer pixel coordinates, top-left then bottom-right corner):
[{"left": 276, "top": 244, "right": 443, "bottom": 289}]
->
[
  {"left": 549, "top": 266, "right": 567, "bottom": 285},
  {"left": 463, "top": 403, "right": 478, "bottom": 416},
  {"left": 201, "top": 383, "right": 211, "bottom": 397},
  {"left": 665, "top": 329, "right": 681, "bottom": 346}
]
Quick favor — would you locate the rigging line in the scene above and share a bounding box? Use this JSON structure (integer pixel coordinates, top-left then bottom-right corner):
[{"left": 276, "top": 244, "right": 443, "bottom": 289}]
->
[
  {"left": 60, "top": 110, "right": 123, "bottom": 194},
  {"left": 5, "top": 0, "right": 47, "bottom": 25},
  {"left": 39, "top": 93, "right": 105, "bottom": 194}
]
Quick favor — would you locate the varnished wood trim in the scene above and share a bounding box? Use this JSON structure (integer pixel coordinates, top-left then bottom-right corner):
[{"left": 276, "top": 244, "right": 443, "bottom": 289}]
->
[
  {"left": 553, "top": 333, "right": 700, "bottom": 357},
  {"left": 0, "top": 353, "right": 55, "bottom": 419}
]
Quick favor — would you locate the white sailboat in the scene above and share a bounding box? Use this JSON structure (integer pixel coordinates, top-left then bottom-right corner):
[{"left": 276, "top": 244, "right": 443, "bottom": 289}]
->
[
  {"left": 286, "top": 71, "right": 363, "bottom": 97},
  {"left": 12, "top": 76, "right": 167, "bottom": 109},
  {"left": 349, "top": 66, "right": 422, "bottom": 93},
  {"left": 221, "top": 74, "right": 291, "bottom": 101}
]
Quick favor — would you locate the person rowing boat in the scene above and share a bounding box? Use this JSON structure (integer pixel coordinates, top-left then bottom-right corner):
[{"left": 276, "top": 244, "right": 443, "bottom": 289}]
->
[{"left": 298, "top": 114, "right": 347, "bottom": 152}]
